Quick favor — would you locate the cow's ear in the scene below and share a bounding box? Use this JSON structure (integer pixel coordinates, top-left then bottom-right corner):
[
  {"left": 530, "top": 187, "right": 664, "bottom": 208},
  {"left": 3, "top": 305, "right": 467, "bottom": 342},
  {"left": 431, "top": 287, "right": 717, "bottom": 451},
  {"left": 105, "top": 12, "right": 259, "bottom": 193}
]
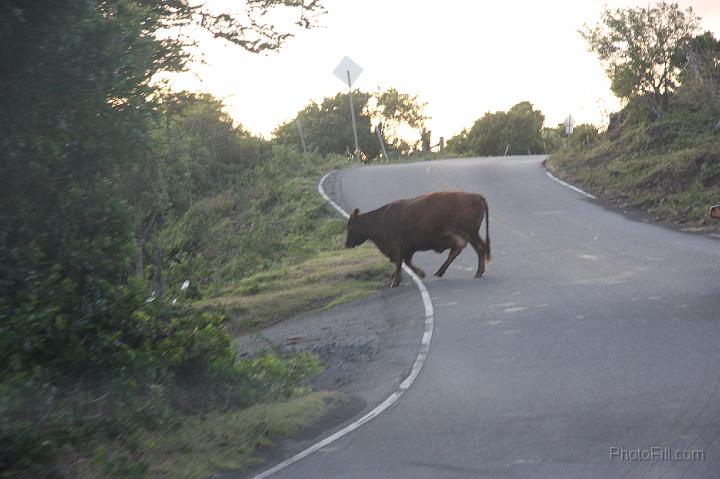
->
[{"left": 351, "top": 208, "right": 360, "bottom": 218}]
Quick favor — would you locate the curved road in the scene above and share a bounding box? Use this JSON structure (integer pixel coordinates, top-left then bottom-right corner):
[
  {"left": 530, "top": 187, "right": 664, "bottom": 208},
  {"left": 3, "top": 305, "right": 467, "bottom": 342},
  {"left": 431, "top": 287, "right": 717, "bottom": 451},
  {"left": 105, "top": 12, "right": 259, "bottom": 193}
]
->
[{"left": 277, "top": 155, "right": 720, "bottom": 478}]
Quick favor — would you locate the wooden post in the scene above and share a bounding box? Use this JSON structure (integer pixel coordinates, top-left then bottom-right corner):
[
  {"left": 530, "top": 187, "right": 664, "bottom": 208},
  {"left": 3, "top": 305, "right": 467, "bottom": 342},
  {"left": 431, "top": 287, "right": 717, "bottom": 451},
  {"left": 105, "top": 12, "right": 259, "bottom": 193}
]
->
[
  {"left": 376, "top": 124, "right": 390, "bottom": 162},
  {"left": 296, "top": 119, "right": 309, "bottom": 166}
]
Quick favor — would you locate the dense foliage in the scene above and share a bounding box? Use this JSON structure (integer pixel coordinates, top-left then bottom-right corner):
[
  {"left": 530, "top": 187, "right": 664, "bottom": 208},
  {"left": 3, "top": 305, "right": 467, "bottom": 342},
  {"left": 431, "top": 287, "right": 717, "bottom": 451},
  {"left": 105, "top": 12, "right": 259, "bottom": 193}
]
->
[
  {"left": 0, "top": 1, "right": 326, "bottom": 476},
  {"left": 447, "top": 101, "right": 545, "bottom": 156}
]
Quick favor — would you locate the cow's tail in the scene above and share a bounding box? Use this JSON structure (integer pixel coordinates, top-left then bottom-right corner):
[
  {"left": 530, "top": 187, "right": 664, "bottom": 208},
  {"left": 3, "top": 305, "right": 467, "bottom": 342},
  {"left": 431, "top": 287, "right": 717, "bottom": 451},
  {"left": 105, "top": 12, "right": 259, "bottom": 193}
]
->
[{"left": 484, "top": 199, "right": 491, "bottom": 263}]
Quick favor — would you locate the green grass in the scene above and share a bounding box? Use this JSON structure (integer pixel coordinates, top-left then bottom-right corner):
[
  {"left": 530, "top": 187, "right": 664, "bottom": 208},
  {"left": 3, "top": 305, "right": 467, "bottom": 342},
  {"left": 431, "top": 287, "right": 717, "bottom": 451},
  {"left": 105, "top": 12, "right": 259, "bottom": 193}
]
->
[
  {"left": 194, "top": 246, "right": 390, "bottom": 333},
  {"left": 65, "top": 391, "right": 347, "bottom": 479},
  {"left": 162, "top": 149, "right": 391, "bottom": 333}
]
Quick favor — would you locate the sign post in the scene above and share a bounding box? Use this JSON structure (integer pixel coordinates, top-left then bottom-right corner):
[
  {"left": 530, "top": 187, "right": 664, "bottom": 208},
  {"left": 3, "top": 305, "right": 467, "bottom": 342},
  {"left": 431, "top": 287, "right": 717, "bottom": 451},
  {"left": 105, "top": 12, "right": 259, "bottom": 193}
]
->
[
  {"left": 333, "top": 56, "right": 363, "bottom": 161},
  {"left": 346, "top": 70, "right": 359, "bottom": 159}
]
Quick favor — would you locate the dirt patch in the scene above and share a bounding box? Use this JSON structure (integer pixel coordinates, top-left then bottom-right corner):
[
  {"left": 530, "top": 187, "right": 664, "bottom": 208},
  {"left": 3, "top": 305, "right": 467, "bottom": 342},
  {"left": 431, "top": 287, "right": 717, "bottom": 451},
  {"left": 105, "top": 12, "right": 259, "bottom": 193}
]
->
[
  {"left": 236, "top": 284, "right": 424, "bottom": 400},
  {"left": 225, "top": 284, "right": 426, "bottom": 478}
]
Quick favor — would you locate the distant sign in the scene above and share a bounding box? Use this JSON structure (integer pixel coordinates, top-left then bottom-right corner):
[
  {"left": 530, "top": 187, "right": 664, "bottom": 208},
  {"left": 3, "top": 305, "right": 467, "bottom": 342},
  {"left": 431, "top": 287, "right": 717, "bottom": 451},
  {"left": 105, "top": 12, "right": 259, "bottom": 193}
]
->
[
  {"left": 333, "top": 56, "right": 363, "bottom": 87},
  {"left": 565, "top": 114, "right": 575, "bottom": 135}
]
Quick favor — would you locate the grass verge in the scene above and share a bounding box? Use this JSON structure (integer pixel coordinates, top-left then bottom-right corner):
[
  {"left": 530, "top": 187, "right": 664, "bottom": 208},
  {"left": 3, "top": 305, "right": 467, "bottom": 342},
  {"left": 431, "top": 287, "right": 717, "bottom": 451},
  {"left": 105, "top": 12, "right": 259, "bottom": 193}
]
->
[
  {"left": 64, "top": 391, "right": 347, "bottom": 479},
  {"left": 195, "top": 247, "right": 389, "bottom": 333}
]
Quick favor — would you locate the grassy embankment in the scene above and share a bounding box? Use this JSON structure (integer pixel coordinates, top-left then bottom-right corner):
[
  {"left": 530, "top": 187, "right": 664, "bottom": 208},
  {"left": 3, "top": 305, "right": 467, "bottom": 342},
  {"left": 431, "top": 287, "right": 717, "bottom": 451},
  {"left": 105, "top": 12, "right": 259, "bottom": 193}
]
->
[
  {"left": 68, "top": 391, "right": 345, "bottom": 479},
  {"left": 147, "top": 153, "right": 391, "bottom": 477},
  {"left": 547, "top": 92, "right": 720, "bottom": 226},
  {"left": 39, "top": 152, "right": 391, "bottom": 479},
  {"left": 168, "top": 151, "right": 391, "bottom": 333}
]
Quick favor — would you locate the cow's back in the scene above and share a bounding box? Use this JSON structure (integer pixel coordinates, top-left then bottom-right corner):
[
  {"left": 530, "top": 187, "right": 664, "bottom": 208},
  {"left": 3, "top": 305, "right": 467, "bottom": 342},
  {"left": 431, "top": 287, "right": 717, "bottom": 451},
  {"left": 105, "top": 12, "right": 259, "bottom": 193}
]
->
[{"left": 396, "top": 191, "right": 486, "bottom": 251}]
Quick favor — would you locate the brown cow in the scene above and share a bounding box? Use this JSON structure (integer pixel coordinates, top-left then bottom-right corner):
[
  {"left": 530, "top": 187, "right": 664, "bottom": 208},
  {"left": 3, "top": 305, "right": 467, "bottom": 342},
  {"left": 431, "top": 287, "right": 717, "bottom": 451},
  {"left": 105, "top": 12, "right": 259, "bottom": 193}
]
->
[{"left": 345, "top": 191, "right": 490, "bottom": 287}]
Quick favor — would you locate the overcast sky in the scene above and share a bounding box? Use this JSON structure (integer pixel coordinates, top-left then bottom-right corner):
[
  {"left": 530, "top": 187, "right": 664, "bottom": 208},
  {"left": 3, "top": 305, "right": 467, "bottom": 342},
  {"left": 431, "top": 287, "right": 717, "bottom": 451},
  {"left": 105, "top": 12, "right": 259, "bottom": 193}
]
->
[{"left": 167, "top": 0, "right": 720, "bottom": 141}]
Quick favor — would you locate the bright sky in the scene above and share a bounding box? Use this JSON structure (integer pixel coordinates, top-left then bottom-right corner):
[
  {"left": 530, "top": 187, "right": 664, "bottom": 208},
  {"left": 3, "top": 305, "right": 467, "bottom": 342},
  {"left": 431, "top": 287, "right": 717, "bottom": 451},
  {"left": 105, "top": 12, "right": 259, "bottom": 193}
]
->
[{"left": 168, "top": 0, "right": 720, "bottom": 141}]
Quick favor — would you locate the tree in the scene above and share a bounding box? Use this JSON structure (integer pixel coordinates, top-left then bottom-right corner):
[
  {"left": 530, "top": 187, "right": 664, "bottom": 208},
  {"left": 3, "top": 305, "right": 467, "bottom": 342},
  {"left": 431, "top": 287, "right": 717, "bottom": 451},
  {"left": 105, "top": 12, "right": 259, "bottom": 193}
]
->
[
  {"left": 369, "top": 88, "right": 429, "bottom": 154},
  {"left": 580, "top": 1, "right": 699, "bottom": 117},
  {"left": 679, "top": 31, "right": 720, "bottom": 108},
  {"left": 0, "top": 0, "right": 322, "bottom": 374},
  {"left": 127, "top": 92, "right": 269, "bottom": 283},
  {"left": 447, "top": 101, "right": 545, "bottom": 156},
  {"left": 273, "top": 91, "right": 379, "bottom": 157},
  {"left": 0, "top": 1, "right": 324, "bottom": 472}
]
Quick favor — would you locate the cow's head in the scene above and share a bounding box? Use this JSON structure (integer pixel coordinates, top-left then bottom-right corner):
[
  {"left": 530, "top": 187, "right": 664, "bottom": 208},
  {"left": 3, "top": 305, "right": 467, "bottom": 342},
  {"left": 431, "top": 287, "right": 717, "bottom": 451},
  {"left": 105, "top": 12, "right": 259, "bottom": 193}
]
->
[
  {"left": 711, "top": 205, "right": 720, "bottom": 220},
  {"left": 345, "top": 208, "right": 367, "bottom": 248}
]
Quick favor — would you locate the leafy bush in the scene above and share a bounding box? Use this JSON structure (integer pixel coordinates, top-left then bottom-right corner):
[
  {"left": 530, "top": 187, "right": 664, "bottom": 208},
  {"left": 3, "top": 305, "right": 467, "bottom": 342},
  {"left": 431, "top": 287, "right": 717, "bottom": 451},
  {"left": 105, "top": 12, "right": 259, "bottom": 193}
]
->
[{"left": 1, "top": 307, "right": 320, "bottom": 476}]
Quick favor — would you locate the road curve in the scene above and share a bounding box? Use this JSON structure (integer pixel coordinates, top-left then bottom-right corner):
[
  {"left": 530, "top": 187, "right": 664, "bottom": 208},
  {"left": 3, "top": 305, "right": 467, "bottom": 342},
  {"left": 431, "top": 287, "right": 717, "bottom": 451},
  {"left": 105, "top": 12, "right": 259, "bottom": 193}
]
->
[{"left": 275, "top": 155, "right": 720, "bottom": 478}]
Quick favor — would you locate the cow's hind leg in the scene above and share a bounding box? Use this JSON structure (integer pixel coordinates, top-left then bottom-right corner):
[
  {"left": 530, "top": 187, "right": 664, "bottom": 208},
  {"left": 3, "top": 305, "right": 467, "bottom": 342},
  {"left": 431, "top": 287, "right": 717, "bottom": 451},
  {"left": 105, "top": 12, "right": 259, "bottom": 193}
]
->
[
  {"left": 469, "top": 232, "right": 486, "bottom": 278},
  {"left": 434, "top": 246, "right": 463, "bottom": 277},
  {"left": 404, "top": 253, "right": 425, "bottom": 278}
]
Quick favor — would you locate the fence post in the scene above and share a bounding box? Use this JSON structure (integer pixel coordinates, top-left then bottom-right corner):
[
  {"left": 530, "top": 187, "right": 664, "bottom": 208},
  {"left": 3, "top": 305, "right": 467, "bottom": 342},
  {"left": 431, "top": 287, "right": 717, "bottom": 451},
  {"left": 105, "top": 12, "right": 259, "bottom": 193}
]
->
[
  {"left": 296, "top": 119, "right": 309, "bottom": 166},
  {"left": 376, "top": 124, "right": 390, "bottom": 162}
]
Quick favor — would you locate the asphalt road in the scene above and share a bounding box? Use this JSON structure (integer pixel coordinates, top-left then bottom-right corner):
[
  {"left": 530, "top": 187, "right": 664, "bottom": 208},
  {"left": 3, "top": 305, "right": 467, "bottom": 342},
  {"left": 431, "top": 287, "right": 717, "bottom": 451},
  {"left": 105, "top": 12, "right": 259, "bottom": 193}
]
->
[{"left": 271, "top": 155, "right": 720, "bottom": 478}]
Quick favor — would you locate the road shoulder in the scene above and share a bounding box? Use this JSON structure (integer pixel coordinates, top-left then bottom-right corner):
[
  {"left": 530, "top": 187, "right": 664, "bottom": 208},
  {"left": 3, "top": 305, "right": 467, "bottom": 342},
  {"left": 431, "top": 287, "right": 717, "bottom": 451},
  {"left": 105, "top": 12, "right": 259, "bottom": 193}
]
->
[{"left": 224, "top": 285, "right": 425, "bottom": 478}]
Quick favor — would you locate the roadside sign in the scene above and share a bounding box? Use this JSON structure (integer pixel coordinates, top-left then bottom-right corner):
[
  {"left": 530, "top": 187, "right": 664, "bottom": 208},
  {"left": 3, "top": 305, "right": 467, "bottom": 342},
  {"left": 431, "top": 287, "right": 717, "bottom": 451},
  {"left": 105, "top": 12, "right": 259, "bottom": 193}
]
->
[
  {"left": 333, "top": 56, "right": 363, "bottom": 87},
  {"left": 333, "top": 56, "right": 363, "bottom": 159},
  {"left": 565, "top": 115, "right": 575, "bottom": 135}
]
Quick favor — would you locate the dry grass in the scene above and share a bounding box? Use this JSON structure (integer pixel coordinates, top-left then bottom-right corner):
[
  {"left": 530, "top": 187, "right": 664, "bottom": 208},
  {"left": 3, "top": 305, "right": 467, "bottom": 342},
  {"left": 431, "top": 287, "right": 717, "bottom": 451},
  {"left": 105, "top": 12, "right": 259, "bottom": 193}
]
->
[
  {"left": 68, "top": 391, "right": 347, "bottom": 479},
  {"left": 193, "top": 246, "right": 390, "bottom": 333}
]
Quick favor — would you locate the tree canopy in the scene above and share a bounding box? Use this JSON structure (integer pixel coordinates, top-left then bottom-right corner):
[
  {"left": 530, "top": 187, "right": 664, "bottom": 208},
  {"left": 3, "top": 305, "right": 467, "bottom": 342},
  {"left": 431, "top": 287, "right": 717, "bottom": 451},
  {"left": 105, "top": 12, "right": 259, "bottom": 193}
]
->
[
  {"left": 447, "top": 101, "right": 545, "bottom": 156},
  {"left": 580, "top": 1, "right": 699, "bottom": 117},
  {"left": 368, "top": 88, "right": 429, "bottom": 153},
  {"left": 273, "top": 88, "right": 428, "bottom": 158}
]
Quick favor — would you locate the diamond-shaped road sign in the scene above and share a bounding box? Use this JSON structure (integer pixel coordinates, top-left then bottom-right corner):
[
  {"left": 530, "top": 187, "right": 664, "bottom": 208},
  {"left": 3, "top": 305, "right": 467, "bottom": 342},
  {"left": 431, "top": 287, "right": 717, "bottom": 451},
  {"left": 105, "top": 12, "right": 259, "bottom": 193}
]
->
[{"left": 333, "top": 56, "right": 363, "bottom": 87}]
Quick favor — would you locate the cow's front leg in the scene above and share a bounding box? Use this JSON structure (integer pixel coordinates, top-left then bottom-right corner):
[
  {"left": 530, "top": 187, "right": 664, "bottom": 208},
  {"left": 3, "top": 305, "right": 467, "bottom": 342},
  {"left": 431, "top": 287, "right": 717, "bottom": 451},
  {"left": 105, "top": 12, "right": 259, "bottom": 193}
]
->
[
  {"left": 404, "top": 253, "right": 425, "bottom": 278},
  {"left": 391, "top": 259, "right": 403, "bottom": 287}
]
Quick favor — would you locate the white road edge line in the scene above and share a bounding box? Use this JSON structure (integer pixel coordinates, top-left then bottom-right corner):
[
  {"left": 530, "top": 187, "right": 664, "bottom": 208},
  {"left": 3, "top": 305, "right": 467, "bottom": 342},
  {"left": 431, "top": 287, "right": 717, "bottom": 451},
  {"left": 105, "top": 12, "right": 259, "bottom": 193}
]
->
[
  {"left": 545, "top": 170, "right": 596, "bottom": 200},
  {"left": 250, "top": 170, "right": 435, "bottom": 479}
]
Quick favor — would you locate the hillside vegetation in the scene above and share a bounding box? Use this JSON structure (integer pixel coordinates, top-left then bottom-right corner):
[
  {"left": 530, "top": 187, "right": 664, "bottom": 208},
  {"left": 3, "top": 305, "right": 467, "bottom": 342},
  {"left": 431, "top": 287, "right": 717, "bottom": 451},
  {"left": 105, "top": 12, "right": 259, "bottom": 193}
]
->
[
  {"left": 548, "top": 91, "right": 720, "bottom": 224},
  {"left": 547, "top": 4, "right": 720, "bottom": 226},
  {"left": 0, "top": 2, "right": 404, "bottom": 477}
]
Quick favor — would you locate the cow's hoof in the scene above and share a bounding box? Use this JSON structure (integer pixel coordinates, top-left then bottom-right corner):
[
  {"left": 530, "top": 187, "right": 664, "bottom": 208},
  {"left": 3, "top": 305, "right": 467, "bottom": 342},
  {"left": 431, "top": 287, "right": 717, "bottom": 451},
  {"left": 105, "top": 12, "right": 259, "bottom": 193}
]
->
[
  {"left": 433, "top": 270, "right": 444, "bottom": 278},
  {"left": 475, "top": 271, "right": 484, "bottom": 278},
  {"left": 390, "top": 282, "right": 400, "bottom": 288},
  {"left": 416, "top": 269, "right": 426, "bottom": 278}
]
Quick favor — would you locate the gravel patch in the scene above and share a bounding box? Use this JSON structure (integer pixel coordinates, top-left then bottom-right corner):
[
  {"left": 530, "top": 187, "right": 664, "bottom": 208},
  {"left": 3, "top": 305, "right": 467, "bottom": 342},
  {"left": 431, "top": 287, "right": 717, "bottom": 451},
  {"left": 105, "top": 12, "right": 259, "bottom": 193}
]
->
[{"left": 236, "top": 282, "right": 425, "bottom": 407}]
